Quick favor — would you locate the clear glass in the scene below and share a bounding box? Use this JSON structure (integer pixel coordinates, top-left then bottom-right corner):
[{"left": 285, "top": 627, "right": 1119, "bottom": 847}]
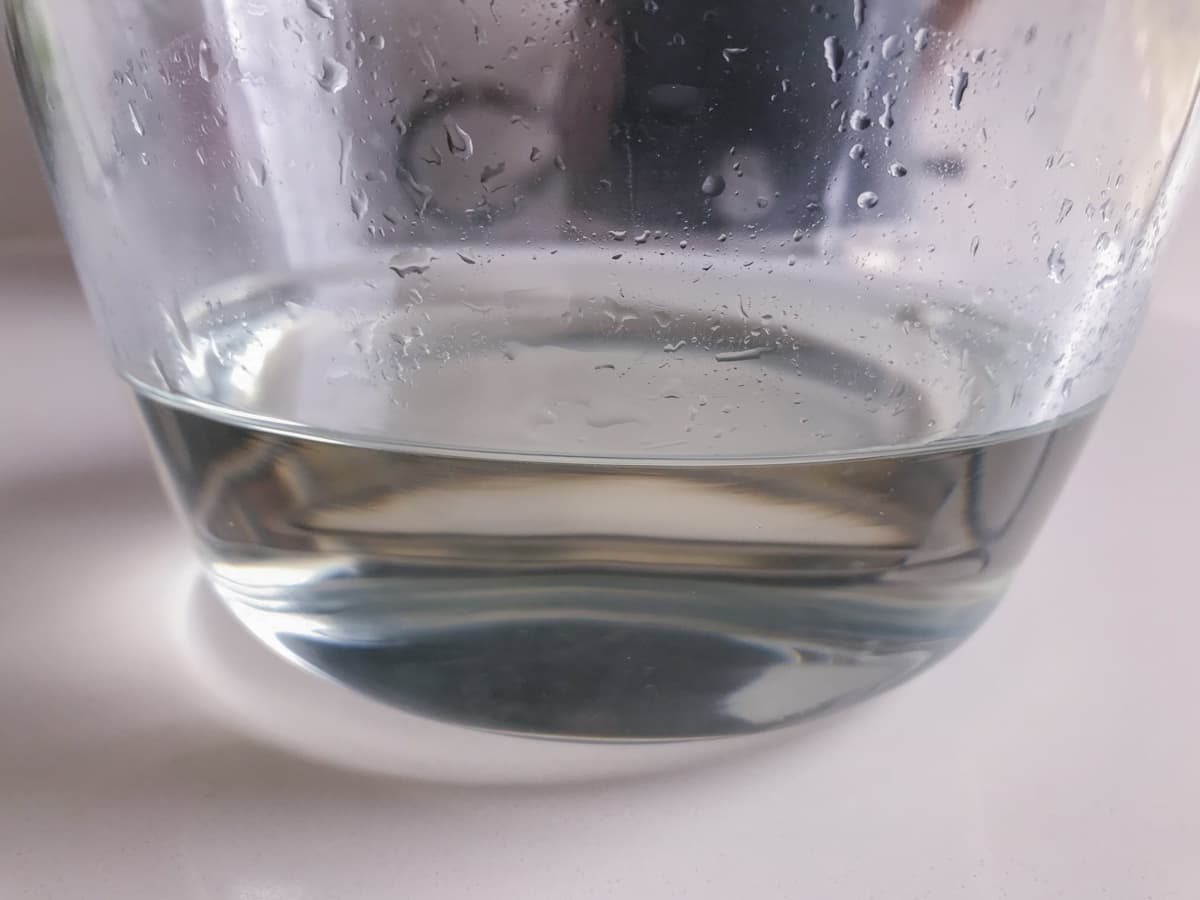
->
[{"left": 8, "top": 0, "right": 1199, "bottom": 753}]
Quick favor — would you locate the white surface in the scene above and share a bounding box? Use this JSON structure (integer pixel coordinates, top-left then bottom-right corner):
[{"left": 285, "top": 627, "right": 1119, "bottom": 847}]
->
[{"left": 1, "top": 240, "right": 1198, "bottom": 898}]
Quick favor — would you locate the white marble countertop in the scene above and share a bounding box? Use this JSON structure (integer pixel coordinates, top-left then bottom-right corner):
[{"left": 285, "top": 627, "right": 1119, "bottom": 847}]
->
[{"left": 1, "top": 235, "right": 1197, "bottom": 898}]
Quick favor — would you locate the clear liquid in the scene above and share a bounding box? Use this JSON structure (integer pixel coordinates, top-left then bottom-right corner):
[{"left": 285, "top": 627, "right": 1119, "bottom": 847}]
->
[{"left": 140, "top": 256, "right": 1095, "bottom": 741}]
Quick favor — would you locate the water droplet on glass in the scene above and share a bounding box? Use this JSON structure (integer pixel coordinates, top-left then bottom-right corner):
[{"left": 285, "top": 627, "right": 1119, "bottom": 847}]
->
[
  {"left": 722, "top": 46, "right": 748, "bottom": 63},
  {"left": 849, "top": 143, "right": 865, "bottom": 160},
  {"left": 197, "top": 40, "right": 218, "bottom": 83},
  {"left": 857, "top": 190, "right": 879, "bottom": 209},
  {"left": 389, "top": 252, "right": 433, "bottom": 278},
  {"left": 350, "top": 187, "right": 368, "bottom": 220},
  {"left": 480, "top": 161, "right": 506, "bottom": 184},
  {"left": 306, "top": 0, "right": 335, "bottom": 19},
  {"left": 880, "top": 92, "right": 896, "bottom": 129},
  {"left": 418, "top": 44, "right": 437, "bottom": 74},
  {"left": 397, "top": 165, "right": 434, "bottom": 217},
  {"left": 716, "top": 347, "right": 770, "bottom": 362},
  {"left": 443, "top": 116, "right": 474, "bottom": 160},
  {"left": 554, "top": 154, "right": 567, "bottom": 171},
  {"left": 701, "top": 174, "right": 726, "bottom": 196},
  {"left": 368, "top": 35, "right": 386, "bottom": 49},
  {"left": 823, "top": 36, "right": 845, "bottom": 82},
  {"left": 949, "top": 68, "right": 969, "bottom": 110},
  {"left": 249, "top": 160, "right": 267, "bottom": 186},
  {"left": 634, "top": 230, "right": 650, "bottom": 244},
  {"left": 609, "top": 230, "right": 628, "bottom": 242},
  {"left": 852, "top": 0, "right": 865, "bottom": 29},
  {"left": 914, "top": 27, "right": 930, "bottom": 52},
  {"left": 881, "top": 35, "right": 903, "bottom": 60},
  {"left": 1057, "top": 198, "right": 1074, "bottom": 223},
  {"left": 457, "top": 251, "right": 477, "bottom": 265},
  {"left": 1047, "top": 244, "right": 1067, "bottom": 283},
  {"left": 128, "top": 102, "right": 145, "bottom": 137},
  {"left": 849, "top": 109, "right": 871, "bottom": 130},
  {"left": 317, "top": 57, "right": 349, "bottom": 93},
  {"left": 888, "top": 161, "right": 907, "bottom": 177},
  {"left": 337, "top": 133, "right": 354, "bottom": 186},
  {"left": 529, "top": 146, "right": 542, "bottom": 162},
  {"left": 282, "top": 16, "right": 306, "bottom": 43},
  {"left": 679, "top": 239, "right": 689, "bottom": 249},
  {"left": 970, "top": 235, "right": 981, "bottom": 256},
  {"left": 792, "top": 228, "right": 805, "bottom": 241}
]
